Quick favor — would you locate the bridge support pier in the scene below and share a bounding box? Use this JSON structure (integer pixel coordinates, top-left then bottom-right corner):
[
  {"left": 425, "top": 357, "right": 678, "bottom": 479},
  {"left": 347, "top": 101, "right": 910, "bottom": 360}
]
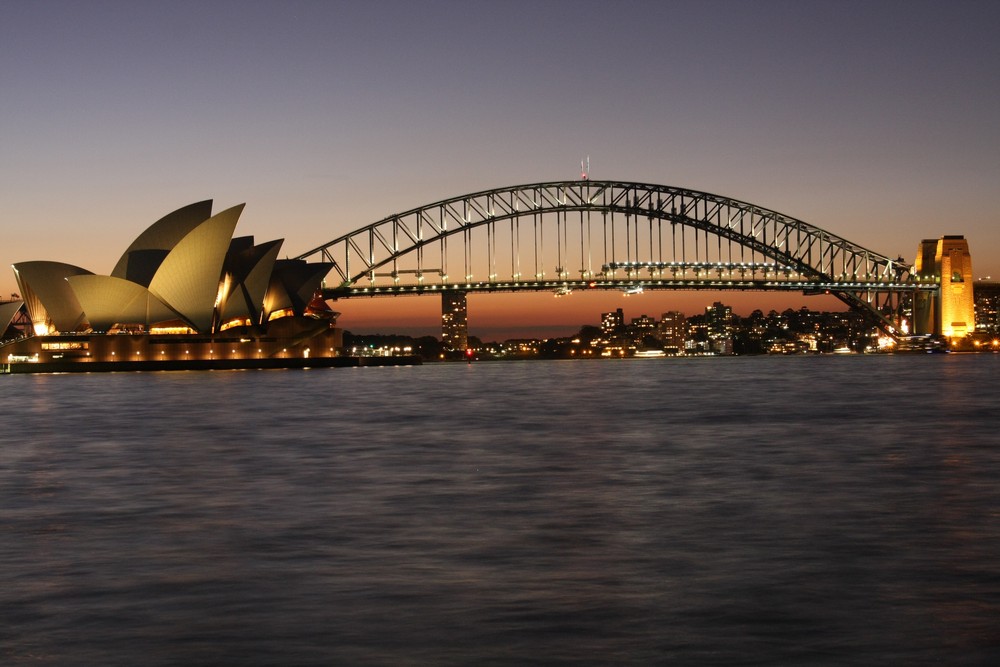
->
[
  {"left": 442, "top": 291, "right": 468, "bottom": 351},
  {"left": 913, "top": 236, "right": 974, "bottom": 338}
]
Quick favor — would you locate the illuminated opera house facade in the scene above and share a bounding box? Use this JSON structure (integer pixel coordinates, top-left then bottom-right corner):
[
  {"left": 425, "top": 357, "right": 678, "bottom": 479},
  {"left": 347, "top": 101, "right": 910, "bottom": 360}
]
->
[{"left": 1, "top": 201, "right": 343, "bottom": 370}]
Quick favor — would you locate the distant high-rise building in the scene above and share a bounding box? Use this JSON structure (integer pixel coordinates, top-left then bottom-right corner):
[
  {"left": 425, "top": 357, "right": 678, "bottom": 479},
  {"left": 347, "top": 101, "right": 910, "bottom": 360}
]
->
[
  {"left": 974, "top": 281, "right": 1000, "bottom": 335},
  {"left": 441, "top": 291, "right": 468, "bottom": 351},
  {"left": 601, "top": 308, "right": 624, "bottom": 334},
  {"left": 631, "top": 314, "right": 656, "bottom": 331},
  {"left": 659, "top": 311, "right": 686, "bottom": 350},
  {"left": 704, "top": 301, "right": 734, "bottom": 339}
]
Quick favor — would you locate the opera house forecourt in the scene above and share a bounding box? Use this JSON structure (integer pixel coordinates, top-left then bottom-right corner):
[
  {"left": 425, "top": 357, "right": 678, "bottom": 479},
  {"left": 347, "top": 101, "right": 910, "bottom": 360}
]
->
[{"left": 1, "top": 201, "right": 409, "bottom": 373}]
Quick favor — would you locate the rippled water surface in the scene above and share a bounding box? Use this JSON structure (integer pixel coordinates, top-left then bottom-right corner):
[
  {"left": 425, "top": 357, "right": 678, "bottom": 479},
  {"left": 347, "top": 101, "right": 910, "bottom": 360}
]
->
[{"left": 2, "top": 355, "right": 999, "bottom": 665}]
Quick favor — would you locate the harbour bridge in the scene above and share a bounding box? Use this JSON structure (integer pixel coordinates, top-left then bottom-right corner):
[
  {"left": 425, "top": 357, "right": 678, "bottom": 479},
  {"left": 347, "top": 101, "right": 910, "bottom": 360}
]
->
[{"left": 295, "top": 180, "right": 944, "bottom": 340}]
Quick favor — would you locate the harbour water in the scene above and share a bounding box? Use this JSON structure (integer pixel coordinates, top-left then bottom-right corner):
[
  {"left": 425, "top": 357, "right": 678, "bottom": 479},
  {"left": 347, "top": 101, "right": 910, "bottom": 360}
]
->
[{"left": 2, "top": 355, "right": 999, "bottom": 665}]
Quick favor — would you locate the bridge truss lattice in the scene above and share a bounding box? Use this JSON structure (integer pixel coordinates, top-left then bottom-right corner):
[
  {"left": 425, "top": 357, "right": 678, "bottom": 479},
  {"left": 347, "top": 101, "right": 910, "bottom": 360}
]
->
[{"left": 297, "top": 180, "right": 932, "bottom": 336}]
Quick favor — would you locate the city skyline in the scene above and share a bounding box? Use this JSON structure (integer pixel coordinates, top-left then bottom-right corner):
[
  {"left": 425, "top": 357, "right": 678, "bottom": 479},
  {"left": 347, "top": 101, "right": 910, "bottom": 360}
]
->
[
  {"left": 3, "top": 1, "right": 998, "bottom": 337},
  {"left": 341, "top": 290, "right": 851, "bottom": 342}
]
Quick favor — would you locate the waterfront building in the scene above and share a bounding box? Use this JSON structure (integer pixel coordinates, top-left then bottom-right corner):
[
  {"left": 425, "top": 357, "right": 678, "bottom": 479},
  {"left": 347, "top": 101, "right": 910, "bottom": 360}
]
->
[
  {"left": 704, "top": 302, "right": 734, "bottom": 338},
  {"left": 658, "top": 311, "right": 687, "bottom": 352},
  {"left": 703, "top": 301, "right": 735, "bottom": 354},
  {"left": 441, "top": 291, "right": 468, "bottom": 351},
  {"left": 2, "top": 201, "right": 342, "bottom": 368},
  {"left": 631, "top": 314, "right": 656, "bottom": 331},
  {"left": 601, "top": 308, "right": 624, "bottom": 334},
  {"left": 974, "top": 281, "right": 1000, "bottom": 335},
  {"left": 0, "top": 298, "right": 27, "bottom": 341}
]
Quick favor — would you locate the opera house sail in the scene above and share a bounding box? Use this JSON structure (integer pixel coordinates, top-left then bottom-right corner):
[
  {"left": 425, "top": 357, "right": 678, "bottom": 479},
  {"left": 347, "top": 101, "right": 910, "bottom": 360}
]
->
[{"left": 2, "top": 201, "right": 345, "bottom": 370}]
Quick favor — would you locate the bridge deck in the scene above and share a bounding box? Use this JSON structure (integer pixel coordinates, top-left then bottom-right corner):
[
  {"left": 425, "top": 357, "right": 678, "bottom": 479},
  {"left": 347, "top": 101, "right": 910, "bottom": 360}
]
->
[{"left": 324, "top": 278, "right": 934, "bottom": 299}]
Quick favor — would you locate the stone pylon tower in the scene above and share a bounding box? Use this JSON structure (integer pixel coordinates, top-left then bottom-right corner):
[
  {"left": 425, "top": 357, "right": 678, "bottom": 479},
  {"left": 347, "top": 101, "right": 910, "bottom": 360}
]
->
[
  {"left": 913, "top": 240, "right": 938, "bottom": 335},
  {"left": 913, "top": 236, "right": 974, "bottom": 338}
]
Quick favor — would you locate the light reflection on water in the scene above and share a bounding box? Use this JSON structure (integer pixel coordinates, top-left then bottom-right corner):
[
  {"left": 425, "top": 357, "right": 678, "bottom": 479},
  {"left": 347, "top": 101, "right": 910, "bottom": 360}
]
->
[{"left": 2, "top": 356, "right": 999, "bottom": 665}]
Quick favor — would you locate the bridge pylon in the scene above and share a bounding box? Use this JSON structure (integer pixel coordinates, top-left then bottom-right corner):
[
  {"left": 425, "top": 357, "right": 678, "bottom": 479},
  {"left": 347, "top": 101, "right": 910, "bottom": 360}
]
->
[{"left": 912, "top": 236, "right": 974, "bottom": 338}]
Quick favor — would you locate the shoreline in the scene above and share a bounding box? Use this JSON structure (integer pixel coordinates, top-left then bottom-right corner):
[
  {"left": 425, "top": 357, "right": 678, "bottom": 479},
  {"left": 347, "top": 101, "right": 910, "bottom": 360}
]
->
[{"left": 1, "top": 355, "right": 422, "bottom": 374}]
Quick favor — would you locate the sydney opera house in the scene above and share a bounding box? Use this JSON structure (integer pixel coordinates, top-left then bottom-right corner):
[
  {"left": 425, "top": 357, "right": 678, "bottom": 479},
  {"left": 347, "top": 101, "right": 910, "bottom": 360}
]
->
[{"left": 1, "top": 201, "right": 345, "bottom": 371}]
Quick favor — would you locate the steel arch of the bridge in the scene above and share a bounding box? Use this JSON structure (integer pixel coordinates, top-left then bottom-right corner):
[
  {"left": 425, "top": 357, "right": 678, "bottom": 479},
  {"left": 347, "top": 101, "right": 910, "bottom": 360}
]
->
[{"left": 297, "top": 180, "right": 923, "bottom": 334}]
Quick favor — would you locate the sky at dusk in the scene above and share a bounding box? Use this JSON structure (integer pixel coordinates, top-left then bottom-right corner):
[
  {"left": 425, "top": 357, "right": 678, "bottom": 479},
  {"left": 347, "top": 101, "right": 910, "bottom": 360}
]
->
[{"left": 3, "top": 0, "right": 998, "bottom": 340}]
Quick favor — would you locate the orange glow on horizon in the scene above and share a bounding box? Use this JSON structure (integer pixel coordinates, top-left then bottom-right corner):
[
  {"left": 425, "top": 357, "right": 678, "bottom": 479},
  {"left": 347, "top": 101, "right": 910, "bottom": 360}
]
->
[{"left": 336, "top": 290, "right": 848, "bottom": 340}]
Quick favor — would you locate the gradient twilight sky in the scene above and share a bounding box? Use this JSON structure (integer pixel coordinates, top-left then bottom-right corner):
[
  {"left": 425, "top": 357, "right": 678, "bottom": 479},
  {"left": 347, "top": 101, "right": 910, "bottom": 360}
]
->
[{"left": 3, "top": 1, "right": 998, "bottom": 339}]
